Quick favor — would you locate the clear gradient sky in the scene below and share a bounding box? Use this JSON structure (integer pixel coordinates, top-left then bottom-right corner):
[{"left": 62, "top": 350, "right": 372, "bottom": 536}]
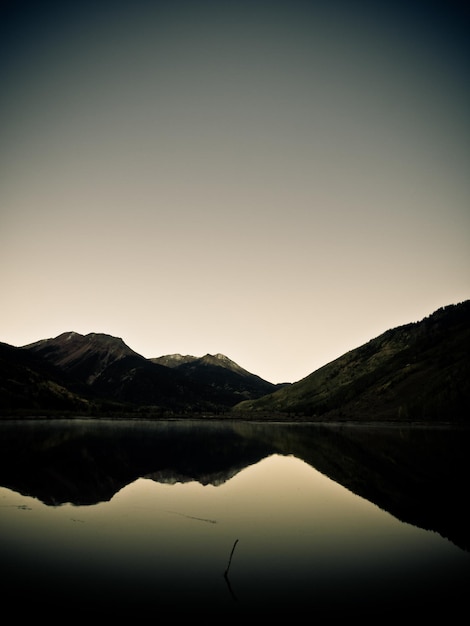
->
[{"left": 1, "top": 0, "right": 469, "bottom": 383}]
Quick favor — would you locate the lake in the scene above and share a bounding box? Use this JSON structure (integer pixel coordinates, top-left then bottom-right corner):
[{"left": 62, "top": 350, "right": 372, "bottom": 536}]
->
[{"left": 0, "top": 418, "right": 469, "bottom": 618}]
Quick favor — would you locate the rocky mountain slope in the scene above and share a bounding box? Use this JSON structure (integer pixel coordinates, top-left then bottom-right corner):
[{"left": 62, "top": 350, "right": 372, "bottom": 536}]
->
[{"left": 234, "top": 300, "right": 470, "bottom": 422}]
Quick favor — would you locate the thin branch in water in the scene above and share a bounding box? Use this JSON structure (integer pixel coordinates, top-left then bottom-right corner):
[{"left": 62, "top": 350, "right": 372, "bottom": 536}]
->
[
  {"left": 223, "top": 539, "right": 239, "bottom": 602},
  {"left": 224, "top": 538, "right": 239, "bottom": 578}
]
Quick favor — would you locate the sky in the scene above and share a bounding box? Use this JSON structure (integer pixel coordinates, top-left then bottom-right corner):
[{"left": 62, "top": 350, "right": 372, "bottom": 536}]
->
[{"left": 1, "top": 0, "right": 469, "bottom": 384}]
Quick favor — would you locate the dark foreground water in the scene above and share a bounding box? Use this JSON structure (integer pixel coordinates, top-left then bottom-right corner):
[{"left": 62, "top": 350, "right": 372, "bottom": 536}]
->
[{"left": 0, "top": 418, "right": 469, "bottom": 619}]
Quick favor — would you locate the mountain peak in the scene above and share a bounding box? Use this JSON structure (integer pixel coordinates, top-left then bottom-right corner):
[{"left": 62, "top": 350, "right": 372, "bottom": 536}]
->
[
  {"left": 62, "top": 331, "right": 81, "bottom": 341},
  {"left": 203, "top": 352, "right": 230, "bottom": 362},
  {"left": 199, "top": 353, "right": 247, "bottom": 373},
  {"left": 25, "top": 331, "right": 142, "bottom": 384},
  {"left": 150, "top": 354, "right": 198, "bottom": 368}
]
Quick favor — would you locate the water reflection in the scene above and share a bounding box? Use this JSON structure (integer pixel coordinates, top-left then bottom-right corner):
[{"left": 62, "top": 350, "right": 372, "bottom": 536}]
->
[{"left": 0, "top": 418, "right": 469, "bottom": 616}]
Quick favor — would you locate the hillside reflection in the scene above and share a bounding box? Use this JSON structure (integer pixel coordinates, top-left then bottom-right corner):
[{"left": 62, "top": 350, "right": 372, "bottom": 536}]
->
[{"left": 0, "top": 418, "right": 469, "bottom": 552}]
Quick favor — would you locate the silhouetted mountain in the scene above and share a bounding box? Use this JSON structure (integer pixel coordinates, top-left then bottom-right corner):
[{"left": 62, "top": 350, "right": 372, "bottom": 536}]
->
[
  {"left": 1, "top": 300, "right": 468, "bottom": 420},
  {"left": 1, "top": 332, "right": 278, "bottom": 415},
  {"left": 155, "top": 352, "right": 282, "bottom": 403},
  {"left": 234, "top": 300, "right": 470, "bottom": 423},
  {"left": 25, "top": 331, "right": 142, "bottom": 384}
]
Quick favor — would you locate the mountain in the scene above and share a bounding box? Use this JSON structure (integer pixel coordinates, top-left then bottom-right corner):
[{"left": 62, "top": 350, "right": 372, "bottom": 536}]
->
[
  {"left": 233, "top": 300, "right": 470, "bottom": 422},
  {"left": 25, "top": 331, "right": 143, "bottom": 384},
  {"left": 24, "top": 331, "right": 196, "bottom": 411},
  {"left": 152, "top": 352, "right": 283, "bottom": 402},
  {"left": 1, "top": 300, "right": 468, "bottom": 420},
  {"left": 2, "top": 332, "right": 278, "bottom": 416}
]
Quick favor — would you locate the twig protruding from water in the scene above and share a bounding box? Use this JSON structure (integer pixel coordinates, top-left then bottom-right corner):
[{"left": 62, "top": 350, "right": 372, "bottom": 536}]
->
[{"left": 224, "top": 538, "right": 239, "bottom": 579}]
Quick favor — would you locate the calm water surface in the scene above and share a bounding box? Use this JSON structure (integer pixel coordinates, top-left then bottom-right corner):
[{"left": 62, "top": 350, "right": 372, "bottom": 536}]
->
[{"left": 0, "top": 418, "right": 468, "bottom": 618}]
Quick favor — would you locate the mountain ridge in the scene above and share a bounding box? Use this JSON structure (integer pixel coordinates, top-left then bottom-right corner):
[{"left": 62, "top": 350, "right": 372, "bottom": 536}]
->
[
  {"left": 233, "top": 300, "right": 470, "bottom": 422},
  {"left": 6, "top": 331, "right": 279, "bottom": 415},
  {"left": 150, "top": 354, "right": 198, "bottom": 368},
  {"left": 25, "top": 331, "right": 143, "bottom": 385},
  {"left": 1, "top": 299, "right": 469, "bottom": 421}
]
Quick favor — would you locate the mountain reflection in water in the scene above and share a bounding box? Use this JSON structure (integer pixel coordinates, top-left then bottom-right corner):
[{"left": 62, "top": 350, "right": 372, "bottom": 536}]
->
[{"left": 0, "top": 418, "right": 469, "bottom": 617}]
